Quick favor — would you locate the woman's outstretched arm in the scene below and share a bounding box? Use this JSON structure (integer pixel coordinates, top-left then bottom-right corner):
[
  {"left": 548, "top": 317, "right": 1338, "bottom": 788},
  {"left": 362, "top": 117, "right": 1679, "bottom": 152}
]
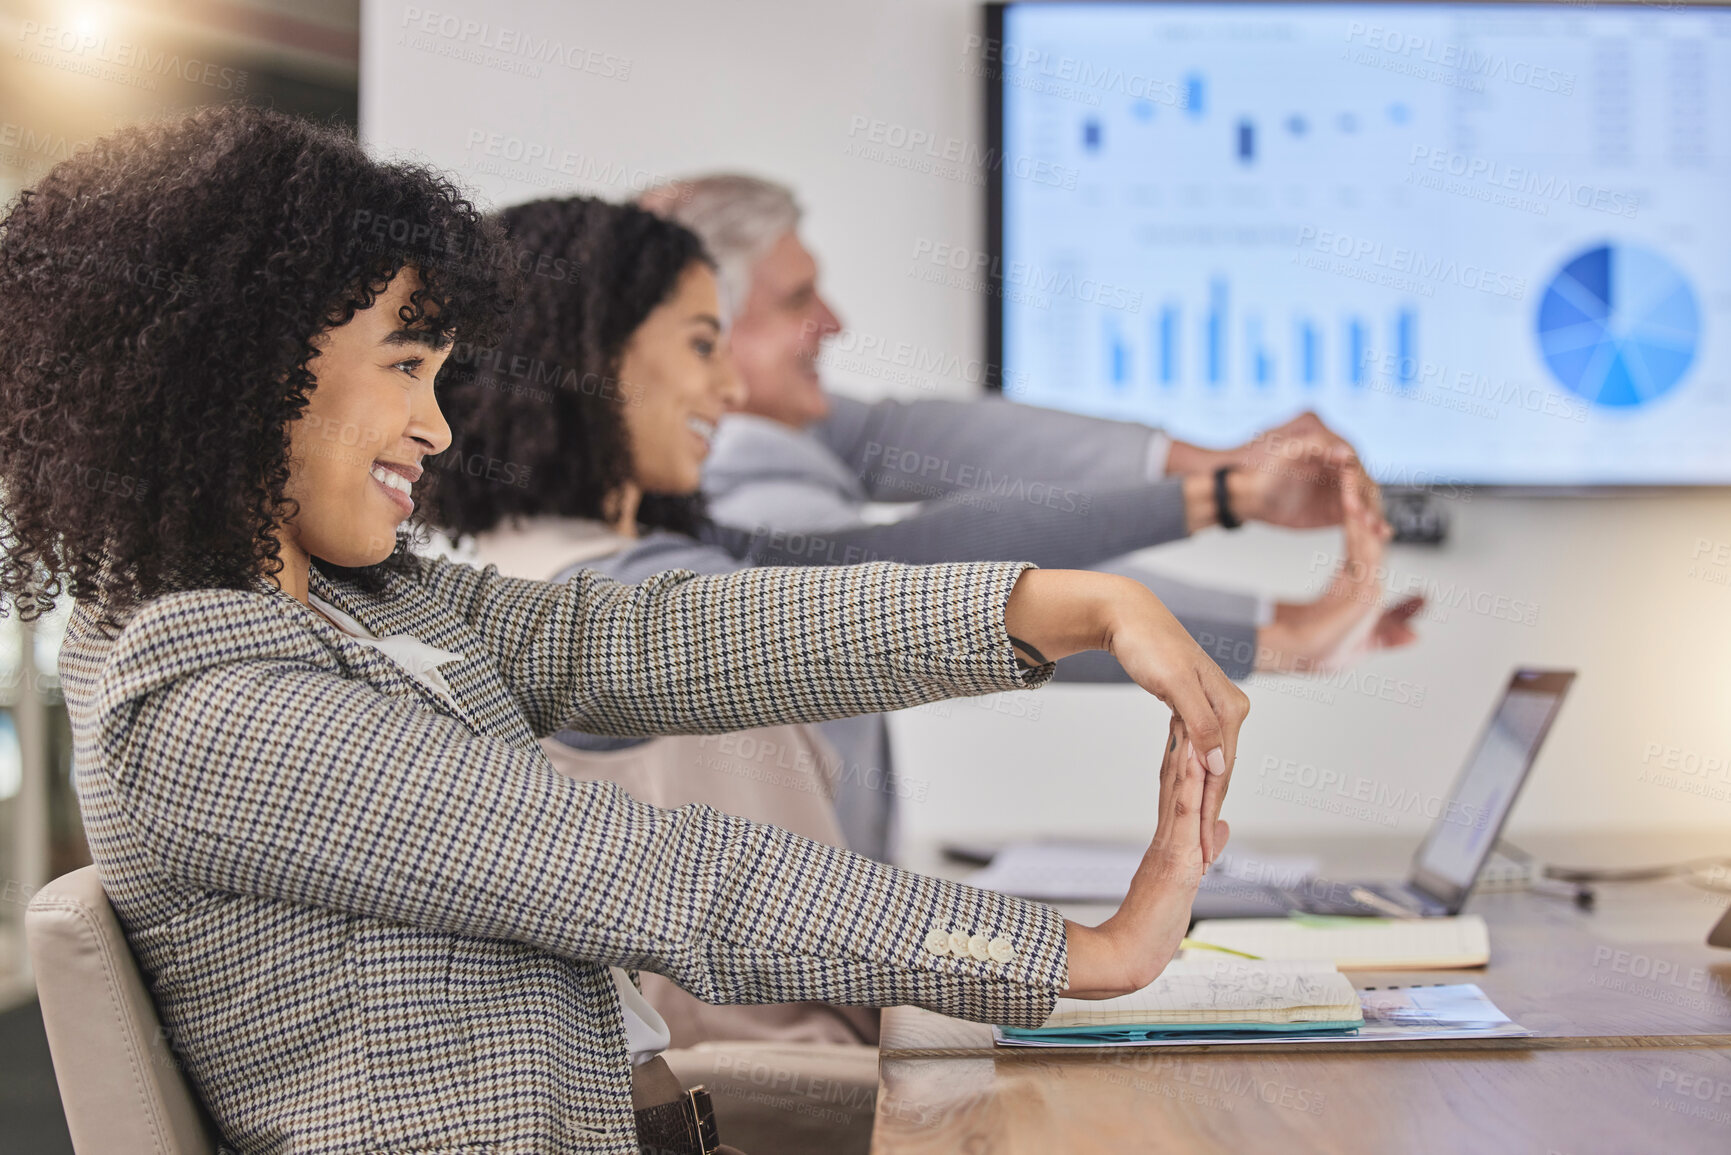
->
[
  {"left": 423, "top": 555, "right": 1249, "bottom": 824},
  {"left": 79, "top": 591, "right": 1217, "bottom": 1019},
  {"left": 423, "top": 555, "right": 1247, "bottom": 861},
  {"left": 423, "top": 556, "right": 1052, "bottom": 737},
  {"left": 78, "top": 600, "right": 1065, "bottom": 1027}
]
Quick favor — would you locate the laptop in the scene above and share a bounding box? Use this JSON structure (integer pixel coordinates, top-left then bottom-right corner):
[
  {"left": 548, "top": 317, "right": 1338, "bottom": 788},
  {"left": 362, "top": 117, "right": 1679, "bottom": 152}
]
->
[
  {"left": 1192, "top": 668, "right": 1576, "bottom": 920},
  {"left": 1711, "top": 904, "right": 1731, "bottom": 950}
]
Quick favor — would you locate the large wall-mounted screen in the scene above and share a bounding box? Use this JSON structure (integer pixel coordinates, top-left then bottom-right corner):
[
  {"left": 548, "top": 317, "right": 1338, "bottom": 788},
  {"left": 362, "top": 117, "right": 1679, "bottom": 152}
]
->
[{"left": 988, "top": 1, "right": 1730, "bottom": 486}]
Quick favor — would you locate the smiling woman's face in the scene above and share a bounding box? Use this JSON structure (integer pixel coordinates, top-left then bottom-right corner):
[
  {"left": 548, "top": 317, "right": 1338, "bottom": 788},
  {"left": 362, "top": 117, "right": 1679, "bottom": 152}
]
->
[
  {"left": 615, "top": 262, "right": 744, "bottom": 496},
  {"left": 282, "top": 270, "right": 453, "bottom": 570}
]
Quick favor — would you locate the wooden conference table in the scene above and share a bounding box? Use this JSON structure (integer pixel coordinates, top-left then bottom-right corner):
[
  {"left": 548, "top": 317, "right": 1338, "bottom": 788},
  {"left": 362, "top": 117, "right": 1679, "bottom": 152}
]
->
[{"left": 873, "top": 832, "right": 1731, "bottom": 1154}]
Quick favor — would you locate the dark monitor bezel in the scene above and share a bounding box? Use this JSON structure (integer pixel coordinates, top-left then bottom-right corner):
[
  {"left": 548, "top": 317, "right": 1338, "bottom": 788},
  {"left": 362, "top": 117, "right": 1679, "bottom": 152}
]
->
[{"left": 1408, "top": 668, "right": 1576, "bottom": 912}]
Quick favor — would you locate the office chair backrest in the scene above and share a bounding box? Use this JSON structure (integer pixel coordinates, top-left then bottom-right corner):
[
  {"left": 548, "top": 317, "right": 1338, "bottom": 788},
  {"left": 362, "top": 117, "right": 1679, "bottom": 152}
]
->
[{"left": 25, "top": 865, "right": 220, "bottom": 1155}]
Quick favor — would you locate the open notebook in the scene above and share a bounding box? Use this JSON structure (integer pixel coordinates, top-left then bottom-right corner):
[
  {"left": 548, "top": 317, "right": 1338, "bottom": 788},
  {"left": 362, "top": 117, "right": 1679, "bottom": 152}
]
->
[
  {"left": 1187, "top": 914, "right": 1491, "bottom": 969},
  {"left": 1000, "top": 956, "right": 1363, "bottom": 1043}
]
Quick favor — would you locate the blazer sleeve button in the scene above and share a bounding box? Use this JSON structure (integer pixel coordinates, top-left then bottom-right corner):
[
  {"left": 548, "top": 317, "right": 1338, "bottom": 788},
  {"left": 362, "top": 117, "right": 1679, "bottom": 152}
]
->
[
  {"left": 968, "top": 934, "right": 991, "bottom": 961},
  {"left": 989, "top": 937, "right": 1016, "bottom": 963},
  {"left": 924, "top": 929, "right": 951, "bottom": 956},
  {"left": 948, "top": 930, "right": 970, "bottom": 957}
]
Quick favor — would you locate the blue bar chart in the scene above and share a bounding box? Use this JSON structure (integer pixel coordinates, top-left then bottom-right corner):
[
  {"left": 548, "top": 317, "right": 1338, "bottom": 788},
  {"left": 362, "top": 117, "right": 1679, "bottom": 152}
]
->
[
  {"left": 1158, "top": 306, "right": 1178, "bottom": 384},
  {"left": 1347, "top": 318, "right": 1366, "bottom": 387},
  {"left": 1206, "top": 279, "right": 1226, "bottom": 385},
  {"left": 1297, "top": 319, "right": 1319, "bottom": 385},
  {"left": 1107, "top": 281, "right": 1418, "bottom": 393}
]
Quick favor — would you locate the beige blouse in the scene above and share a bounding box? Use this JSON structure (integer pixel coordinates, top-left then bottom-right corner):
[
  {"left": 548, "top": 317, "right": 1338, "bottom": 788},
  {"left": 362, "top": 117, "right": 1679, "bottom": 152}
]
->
[{"left": 463, "top": 517, "right": 878, "bottom": 1047}]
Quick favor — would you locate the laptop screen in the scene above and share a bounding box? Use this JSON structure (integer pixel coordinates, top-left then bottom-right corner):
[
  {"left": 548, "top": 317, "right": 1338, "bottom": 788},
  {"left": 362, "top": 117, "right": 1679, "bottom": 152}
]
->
[{"left": 1410, "top": 670, "right": 1574, "bottom": 905}]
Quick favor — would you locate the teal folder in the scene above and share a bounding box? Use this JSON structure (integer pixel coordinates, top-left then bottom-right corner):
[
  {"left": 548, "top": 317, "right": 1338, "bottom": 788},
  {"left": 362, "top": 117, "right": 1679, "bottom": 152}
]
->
[{"left": 997, "top": 1019, "right": 1363, "bottom": 1044}]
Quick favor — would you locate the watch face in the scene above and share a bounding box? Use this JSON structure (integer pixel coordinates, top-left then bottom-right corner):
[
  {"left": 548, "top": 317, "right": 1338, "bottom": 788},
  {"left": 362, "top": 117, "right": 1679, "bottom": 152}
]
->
[{"left": 691, "top": 1087, "right": 720, "bottom": 1152}]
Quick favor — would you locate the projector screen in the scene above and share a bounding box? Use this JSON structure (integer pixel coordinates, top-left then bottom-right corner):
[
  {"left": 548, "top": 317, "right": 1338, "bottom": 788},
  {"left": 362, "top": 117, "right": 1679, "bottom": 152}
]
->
[{"left": 987, "top": 1, "right": 1731, "bottom": 487}]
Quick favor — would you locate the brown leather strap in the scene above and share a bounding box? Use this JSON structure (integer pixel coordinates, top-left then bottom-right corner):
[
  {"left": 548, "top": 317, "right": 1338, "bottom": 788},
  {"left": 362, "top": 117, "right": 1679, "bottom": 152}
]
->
[
  {"left": 633, "top": 1056, "right": 721, "bottom": 1154},
  {"left": 631, "top": 1055, "right": 687, "bottom": 1110}
]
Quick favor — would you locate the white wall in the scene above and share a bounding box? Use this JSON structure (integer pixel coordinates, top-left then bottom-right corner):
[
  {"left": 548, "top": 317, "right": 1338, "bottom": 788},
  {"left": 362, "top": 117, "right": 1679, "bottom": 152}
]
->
[{"left": 363, "top": 0, "right": 1731, "bottom": 846}]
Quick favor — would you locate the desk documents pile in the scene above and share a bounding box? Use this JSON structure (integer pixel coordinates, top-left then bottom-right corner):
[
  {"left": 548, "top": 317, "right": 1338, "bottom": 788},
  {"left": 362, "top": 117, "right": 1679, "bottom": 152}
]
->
[
  {"left": 996, "top": 953, "right": 1529, "bottom": 1048},
  {"left": 1000, "top": 956, "right": 1362, "bottom": 1044}
]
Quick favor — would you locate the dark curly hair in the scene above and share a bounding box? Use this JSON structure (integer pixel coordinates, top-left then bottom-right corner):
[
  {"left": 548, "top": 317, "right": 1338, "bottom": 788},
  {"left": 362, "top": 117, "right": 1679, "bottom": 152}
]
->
[
  {"left": 0, "top": 105, "right": 515, "bottom": 626},
  {"left": 426, "top": 195, "right": 712, "bottom": 540}
]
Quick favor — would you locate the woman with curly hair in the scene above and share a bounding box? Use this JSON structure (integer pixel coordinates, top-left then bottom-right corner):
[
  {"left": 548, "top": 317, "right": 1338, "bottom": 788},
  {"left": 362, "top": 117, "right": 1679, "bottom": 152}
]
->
[{"left": 0, "top": 106, "right": 1246, "bottom": 1154}]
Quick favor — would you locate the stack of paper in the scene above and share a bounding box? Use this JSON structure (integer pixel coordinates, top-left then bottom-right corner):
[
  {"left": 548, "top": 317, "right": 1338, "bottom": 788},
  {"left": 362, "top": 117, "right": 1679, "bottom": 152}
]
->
[
  {"left": 1187, "top": 914, "right": 1491, "bottom": 969},
  {"left": 1001, "top": 956, "right": 1362, "bottom": 1043},
  {"left": 996, "top": 982, "right": 1529, "bottom": 1049}
]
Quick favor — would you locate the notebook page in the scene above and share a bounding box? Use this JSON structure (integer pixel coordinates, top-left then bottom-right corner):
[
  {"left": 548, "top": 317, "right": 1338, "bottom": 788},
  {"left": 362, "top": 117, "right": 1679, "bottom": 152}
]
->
[
  {"left": 1162, "top": 957, "right": 1330, "bottom": 977},
  {"left": 1187, "top": 915, "right": 1491, "bottom": 969},
  {"left": 1042, "top": 958, "right": 1359, "bottom": 1028}
]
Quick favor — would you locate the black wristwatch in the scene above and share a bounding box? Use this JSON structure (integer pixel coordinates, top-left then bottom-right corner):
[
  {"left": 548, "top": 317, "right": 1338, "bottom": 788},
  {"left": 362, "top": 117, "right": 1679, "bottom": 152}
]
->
[{"left": 1213, "top": 465, "right": 1242, "bottom": 530}]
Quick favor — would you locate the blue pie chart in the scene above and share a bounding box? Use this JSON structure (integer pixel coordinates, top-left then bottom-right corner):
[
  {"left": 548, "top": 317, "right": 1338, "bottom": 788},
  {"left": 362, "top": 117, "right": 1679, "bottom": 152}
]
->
[{"left": 1536, "top": 243, "right": 1701, "bottom": 408}]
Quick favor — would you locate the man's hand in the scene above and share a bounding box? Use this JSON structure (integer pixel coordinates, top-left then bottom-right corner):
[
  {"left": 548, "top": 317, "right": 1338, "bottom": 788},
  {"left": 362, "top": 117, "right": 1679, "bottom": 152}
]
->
[
  {"left": 1232, "top": 412, "right": 1382, "bottom": 530},
  {"left": 1169, "top": 412, "right": 1388, "bottom": 534},
  {"left": 1255, "top": 468, "right": 1424, "bottom": 674}
]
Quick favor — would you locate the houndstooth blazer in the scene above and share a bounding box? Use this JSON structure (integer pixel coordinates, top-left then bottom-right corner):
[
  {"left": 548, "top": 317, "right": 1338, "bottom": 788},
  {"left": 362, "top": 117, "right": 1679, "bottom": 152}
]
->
[{"left": 60, "top": 555, "right": 1071, "bottom": 1153}]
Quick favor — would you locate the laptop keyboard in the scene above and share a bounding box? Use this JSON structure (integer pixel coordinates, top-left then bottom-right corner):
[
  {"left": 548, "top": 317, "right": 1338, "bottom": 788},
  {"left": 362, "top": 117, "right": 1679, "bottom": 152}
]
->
[{"left": 1288, "top": 881, "right": 1446, "bottom": 917}]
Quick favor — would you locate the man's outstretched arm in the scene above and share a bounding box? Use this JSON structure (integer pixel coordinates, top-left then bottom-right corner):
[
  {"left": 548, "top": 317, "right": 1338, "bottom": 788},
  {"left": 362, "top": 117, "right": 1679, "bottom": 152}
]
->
[{"left": 815, "top": 393, "right": 1168, "bottom": 499}]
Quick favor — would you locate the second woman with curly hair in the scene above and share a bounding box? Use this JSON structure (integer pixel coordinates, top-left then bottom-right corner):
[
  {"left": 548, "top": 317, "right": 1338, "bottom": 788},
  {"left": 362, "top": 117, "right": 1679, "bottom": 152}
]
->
[{"left": 0, "top": 106, "right": 1246, "bottom": 1154}]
